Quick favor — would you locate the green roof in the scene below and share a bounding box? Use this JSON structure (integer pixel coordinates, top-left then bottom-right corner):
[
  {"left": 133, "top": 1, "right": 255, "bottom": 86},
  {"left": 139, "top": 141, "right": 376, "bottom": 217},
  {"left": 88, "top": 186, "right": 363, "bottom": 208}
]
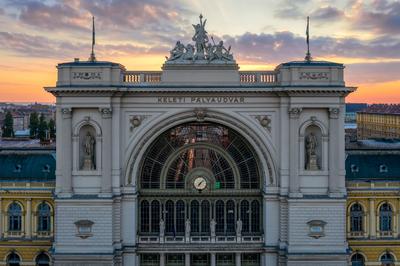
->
[
  {"left": 0, "top": 153, "right": 56, "bottom": 182},
  {"left": 345, "top": 153, "right": 400, "bottom": 180}
]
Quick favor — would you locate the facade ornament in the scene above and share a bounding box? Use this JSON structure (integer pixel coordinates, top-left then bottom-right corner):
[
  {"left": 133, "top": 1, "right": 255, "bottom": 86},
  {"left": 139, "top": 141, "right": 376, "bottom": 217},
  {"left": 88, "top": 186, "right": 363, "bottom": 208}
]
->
[
  {"left": 329, "top": 108, "right": 340, "bottom": 119},
  {"left": 159, "top": 219, "right": 165, "bottom": 238},
  {"left": 236, "top": 219, "right": 242, "bottom": 237},
  {"left": 82, "top": 132, "right": 96, "bottom": 170},
  {"left": 305, "top": 132, "right": 319, "bottom": 170},
  {"left": 74, "top": 220, "right": 94, "bottom": 239},
  {"left": 307, "top": 220, "right": 326, "bottom": 239},
  {"left": 256, "top": 115, "right": 271, "bottom": 131},
  {"left": 61, "top": 108, "right": 72, "bottom": 118},
  {"left": 288, "top": 107, "right": 302, "bottom": 119},
  {"left": 129, "top": 116, "right": 143, "bottom": 131},
  {"left": 99, "top": 108, "right": 112, "bottom": 118},
  {"left": 194, "top": 108, "right": 207, "bottom": 122},
  {"left": 166, "top": 14, "right": 235, "bottom": 64},
  {"left": 210, "top": 218, "right": 216, "bottom": 237},
  {"left": 185, "top": 219, "right": 191, "bottom": 239}
]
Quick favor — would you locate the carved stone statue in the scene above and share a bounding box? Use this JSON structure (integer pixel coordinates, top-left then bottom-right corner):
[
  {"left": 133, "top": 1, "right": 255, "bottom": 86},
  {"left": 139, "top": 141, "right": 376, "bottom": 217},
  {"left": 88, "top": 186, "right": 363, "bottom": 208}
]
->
[
  {"left": 192, "top": 14, "right": 208, "bottom": 59},
  {"left": 82, "top": 131, "right": 95, "bottom": 170},
  {"left": 165, "top": 14, "right": 235, "bottom": 63},
  {"left": 168, "top": 41, "right": 185, "bottom": 61},
  {"left": 306, "top": 132, "right": 319, "bottom": 170},
  {"left": 210, "top": 218, "right": 216, "bottom": 237},
  {"left": 159, "top": 219, "right": 165, "bottom": 237},
  {"left": 236, "top": 219, "right": 242, "bottom": 237},
  {"left": 185, "top": 219, "right": 191, "bottom": 238}
]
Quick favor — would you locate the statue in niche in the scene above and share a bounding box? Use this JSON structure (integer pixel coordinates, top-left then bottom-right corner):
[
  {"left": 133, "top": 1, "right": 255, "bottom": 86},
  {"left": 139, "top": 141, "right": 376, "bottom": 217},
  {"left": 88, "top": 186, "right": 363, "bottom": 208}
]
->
[
  {"left": 305, "top": 132, "right": 319, "bottom": 170},
  {"left": 82, "top": 131, "right": 95, "bottom": 170},
  {"left": 168, "top": 41, "right": 185, "bottom": 61},
  {"left": 210, "top": 218, "right": 216, "bottom": 237},
  {"left": 159, "top": 219, "right": 165, "bottom": 237},
  {"left": 236, "top": 219, "right": 242, "bottom": 237},
  {"left": 185, "top": 219, "right": 191, "bottom": 238}
]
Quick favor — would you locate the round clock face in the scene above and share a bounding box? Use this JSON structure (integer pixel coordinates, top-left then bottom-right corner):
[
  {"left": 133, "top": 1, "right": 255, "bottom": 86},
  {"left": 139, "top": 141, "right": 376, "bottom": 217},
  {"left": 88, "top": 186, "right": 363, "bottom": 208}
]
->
[{"left": 193, "top": 176, "right": 207, "bottom": 190}]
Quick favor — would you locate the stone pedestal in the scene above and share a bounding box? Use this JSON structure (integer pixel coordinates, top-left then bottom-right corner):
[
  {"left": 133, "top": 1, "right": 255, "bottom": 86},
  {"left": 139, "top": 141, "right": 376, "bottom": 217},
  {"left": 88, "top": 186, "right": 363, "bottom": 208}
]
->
[{"left": 307, "top": 155, "right": 318, "bottom": 170}]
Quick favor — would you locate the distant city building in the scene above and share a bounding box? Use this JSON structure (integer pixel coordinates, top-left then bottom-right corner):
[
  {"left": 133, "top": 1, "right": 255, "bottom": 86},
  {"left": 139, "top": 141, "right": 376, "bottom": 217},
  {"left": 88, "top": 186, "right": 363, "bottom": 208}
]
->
[
  {"left": 345, "top": 103, "right": 367, "bottom": 125},
  {"left": 357, "top": 104, "right": 400, "bottom": 140},
  {"left": 346, "top": 139, "right": 400, "bottom": 266},
  {"left": 0, "top": 140, "right": 55, "bottom": 265}
]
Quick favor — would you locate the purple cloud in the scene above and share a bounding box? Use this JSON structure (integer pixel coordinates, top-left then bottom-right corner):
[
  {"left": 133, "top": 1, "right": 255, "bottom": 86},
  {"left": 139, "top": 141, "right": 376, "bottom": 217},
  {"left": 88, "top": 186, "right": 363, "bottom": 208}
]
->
[{"left": 310, "top": 6, "right": 344, "bottom": 21}]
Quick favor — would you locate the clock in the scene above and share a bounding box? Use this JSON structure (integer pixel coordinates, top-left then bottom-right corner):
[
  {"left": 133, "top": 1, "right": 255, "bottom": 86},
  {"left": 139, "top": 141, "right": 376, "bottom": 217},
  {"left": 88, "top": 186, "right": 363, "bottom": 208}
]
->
[{"left": 193, "top": 176, "right": 207, "bottom": 191}]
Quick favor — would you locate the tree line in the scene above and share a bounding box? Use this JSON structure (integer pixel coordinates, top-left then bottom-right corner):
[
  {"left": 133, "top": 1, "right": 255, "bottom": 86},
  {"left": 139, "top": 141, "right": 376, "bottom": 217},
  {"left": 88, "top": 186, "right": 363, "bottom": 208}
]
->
[{"left": 1, "top": 111, "right": 55, "bottom": 140}]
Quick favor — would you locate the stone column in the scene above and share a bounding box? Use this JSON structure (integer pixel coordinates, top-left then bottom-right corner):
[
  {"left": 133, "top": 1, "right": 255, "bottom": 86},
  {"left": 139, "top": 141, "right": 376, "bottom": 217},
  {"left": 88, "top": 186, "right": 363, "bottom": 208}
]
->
[
  {"left": 369, "top": 199, "right": 376, "bottom": 238},
  {"left": 123, "top": 253, "right": 137, "bottom": 266},
  {"left": 122, "top": 189, "right": 137, "bottom": 246},
  {"left": 328, "top": 108, "right": 340, "bottom": 196},
  {"left": 61, "top": 108, "right": 72, "bottom": 195},
  {"left": 288, "top": 107, "right": 302, "bottom": 197},
  {"left": 235, "top": 253, "right": 241, "bottom": 266},
  {"left": 26, "top": 198, "right": 32, "bottom": 238},
  {"left": 264, "top": 195, "right": 279, "bottom": 247},
  {"left": 185, "top": 253, "right": 190, "bottom": 266},
  {"left": 100, "top": 108, "right": 112, "bottom": 194},
  {"left": 211, "top": 253, "right": 216, "bottom": 266},
  {"left": 263, "top": 253, "right": 278, "bottom": 266},
  {"left": 160, "top": 253, "right": 165, "bottom": 266}
]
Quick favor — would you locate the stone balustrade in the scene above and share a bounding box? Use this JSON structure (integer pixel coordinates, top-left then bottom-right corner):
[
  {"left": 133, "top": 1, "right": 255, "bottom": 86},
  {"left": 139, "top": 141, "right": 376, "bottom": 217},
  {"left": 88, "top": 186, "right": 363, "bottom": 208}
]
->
[{"left": 123, "top": 71, "right": 277, "bottom": 85}]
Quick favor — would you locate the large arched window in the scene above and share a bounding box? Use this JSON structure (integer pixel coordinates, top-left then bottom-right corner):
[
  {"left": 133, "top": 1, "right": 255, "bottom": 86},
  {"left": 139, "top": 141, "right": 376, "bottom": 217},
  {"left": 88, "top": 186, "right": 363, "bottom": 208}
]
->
[
  {"left": 251, "top": 200, "right": 260, "bottom": 233},
  {"left": 379, "top": 203, "right": 393, "bottom": 232},
  {"left": 7, "top": 252, "right": 21, "bottom": 266},
  {"left": 140, "top": 200, "right": 150, "bottom": 233},
  {"left": 140, "top": 123, "right": 260, "bottom": 190},
  {"left": 176, "top": 200, "right": 185, "bottom": 234},
  {"left": 36, "top": 253, "right": 50, "bottom": 266},
  {"left": 350, "top": 203, "right": 364, "bottom": 232},
  {"left": 351, "top": 253, "right": 364, "bottom": 266},
  {"left": 8, "top": 203, "right": 22, "bottom": 232},
  {"left": 226, "top": 200, "right": 235, "bottom": 234},
  {"left": 200, "top": 201, "right": 210, "bottom": 234},
  {"left": 165, "top": 200, "right": 175, "bottom": 234},
  {"left": 37, "top": 202, "right": 51, "bottom": 232},
  {"left": 150, "top": 201, "right": 160, "bottom": 233},
  {"left": 240, "top": 200, "right": 250, "bottom": 233},
  {"left": 380, "top": 252, "right": 395, "bottom": 266},
  {"left": 216, "top": 200, "right": 225, "bottom": 234},
  {"left": 191, "top": 200, "right": 200, "bottom": 233}
]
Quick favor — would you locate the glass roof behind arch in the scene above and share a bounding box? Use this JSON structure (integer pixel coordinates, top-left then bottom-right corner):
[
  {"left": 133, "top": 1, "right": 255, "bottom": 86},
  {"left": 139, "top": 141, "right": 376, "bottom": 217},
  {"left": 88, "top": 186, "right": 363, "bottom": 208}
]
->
[{"left": 140, "top": 122, "right": 260, "bottom": 190}]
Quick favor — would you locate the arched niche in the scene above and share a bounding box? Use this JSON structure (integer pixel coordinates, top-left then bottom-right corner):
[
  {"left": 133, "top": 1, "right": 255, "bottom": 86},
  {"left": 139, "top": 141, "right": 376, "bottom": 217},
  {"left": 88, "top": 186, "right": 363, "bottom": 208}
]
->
[
  {"left": 72, "top": 119, "right": 102, "bottom": 173},
  {"left": 299, "top": 119, "right": 328, "bottom": 171}
]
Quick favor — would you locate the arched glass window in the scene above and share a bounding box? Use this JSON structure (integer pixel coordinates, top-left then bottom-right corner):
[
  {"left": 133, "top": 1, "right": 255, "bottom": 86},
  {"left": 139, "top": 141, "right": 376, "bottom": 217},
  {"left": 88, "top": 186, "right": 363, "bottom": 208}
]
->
[
  {"left": 150, "top": 201, "right": 160, "bottom": 233},
  {"left": 8, "top": 203, "right": 22, "bottom": 232},
  {"left": 379, "top": 203, "right": 393, "bottom": 232},
  {"left": 200, "top": 201, "right": 210, "bottom": 234},
  {"left": 216, "top": 200, "right": 225, "bottom": 234},
  {"left": 165, "top": 200, "right": 175, "bottom": 234},
  {"left": 140, "top": 123, "right": 260, "bottom": 190},
  {"left": 251, "top": 200, "right": 260, "bottom": 233},
  {"left": 381, "top": 252, "right": 394, "bottom": 266},
  {"left": 350, "top": 203, "right": 364, "bottom": 232},
  {"left": 7, "top": 252, "right": 20, "bottom": 266},
  {"left": 176, "top": 200, "right": 185, "bottom": 234},
  {"left": 240, "top": 200, "right": 250, "bottom": 233},
  {"left": 191, "top": 201, "right": 200, "bottom": 233},
  {"left": 226, "top": 200, "right": 235, "bottom": 234},
  {"left": 36, "top": 253, "right": 50, "bottom": 266},
  {"left": 140, "top": 200, "right": 150, "bottom": 233},
  {"left": 37, "top": 203, "right": 51, "bottom": 232},
  {"left": 351, "top": 253, "right": 364, "bottom": 266}
]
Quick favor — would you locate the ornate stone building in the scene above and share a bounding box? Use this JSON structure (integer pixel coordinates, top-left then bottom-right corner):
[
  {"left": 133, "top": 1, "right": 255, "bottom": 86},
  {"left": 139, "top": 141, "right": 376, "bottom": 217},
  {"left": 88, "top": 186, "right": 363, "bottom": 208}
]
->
[
  {"left": 0, "top": 141, "right": 55, "bottom": 265},
  {"left": 346, "top": 141, "right": 400, "bottom": 266},
  {"left": 45, "top": 16, "right": 355, "bottom": 266}
]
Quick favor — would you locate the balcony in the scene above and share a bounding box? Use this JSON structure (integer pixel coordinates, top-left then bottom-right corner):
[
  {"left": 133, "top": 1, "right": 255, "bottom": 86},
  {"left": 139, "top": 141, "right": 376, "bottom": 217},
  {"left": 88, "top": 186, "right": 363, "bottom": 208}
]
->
[{"left": 138, "top": 234, "right": 263, "bottom": 244}]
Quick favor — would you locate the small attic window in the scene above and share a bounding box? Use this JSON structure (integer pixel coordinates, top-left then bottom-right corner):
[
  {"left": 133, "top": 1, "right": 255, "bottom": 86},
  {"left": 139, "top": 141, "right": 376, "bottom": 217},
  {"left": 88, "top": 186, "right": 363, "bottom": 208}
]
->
[
  {"left": 351, "top": 164, "right": 359, "bottom": 173},
  {"left": 42, "top": 164, "right": 50, "bottom": 173},
  {"left": 380, "top": 164, "right": 388, "bottom": 173},
  {"left": 14, "top": 164, "right": 22, "bottom": 172}
]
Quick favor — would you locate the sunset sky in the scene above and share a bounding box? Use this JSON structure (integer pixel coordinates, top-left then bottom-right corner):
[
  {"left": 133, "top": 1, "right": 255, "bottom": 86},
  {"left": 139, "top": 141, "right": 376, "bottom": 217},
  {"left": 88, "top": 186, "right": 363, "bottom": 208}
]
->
[{"left": 0, "top": 0, "right": 399, "bottom": 103}]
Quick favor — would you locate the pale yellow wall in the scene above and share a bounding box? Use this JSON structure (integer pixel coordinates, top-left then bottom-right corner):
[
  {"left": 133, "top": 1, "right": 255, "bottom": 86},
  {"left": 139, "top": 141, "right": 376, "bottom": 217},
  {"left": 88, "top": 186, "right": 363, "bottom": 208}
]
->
[{"left": 0, "top": 182, "right": 54, "bottom": 265}]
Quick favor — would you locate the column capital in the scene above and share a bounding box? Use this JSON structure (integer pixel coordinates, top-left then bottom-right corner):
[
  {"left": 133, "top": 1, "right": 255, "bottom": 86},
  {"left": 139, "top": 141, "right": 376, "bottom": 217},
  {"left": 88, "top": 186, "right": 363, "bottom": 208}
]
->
[
  {"left": 288, "top": 107, "right": 302, "bottom": 119},
  {"left": 99, "top": 107, "right": 112, "bottom": 118},
  {"left": 61, "top": 107, "right": 72, "bottom": 119},
  {"left": 329, "top": 107, "right": 340, "bottom": 119}
]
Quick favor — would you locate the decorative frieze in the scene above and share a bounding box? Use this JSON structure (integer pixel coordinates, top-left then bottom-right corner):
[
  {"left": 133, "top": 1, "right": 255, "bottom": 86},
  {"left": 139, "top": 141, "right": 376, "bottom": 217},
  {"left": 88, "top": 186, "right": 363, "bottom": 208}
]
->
[
  {"left": 299, "top": 72, "right": 329, "bottom": 80},
  {"left": 73, "top": 72, "right": 101, "bottom": 80},
  {"left": 61, "top": 108, "right": 72, "bottom": 119},
  {"left": 255, "top": 115, "right": 271, "bottom": 131},
  {"left": 100, "top": 108, "right": 112, "bottom": 118}
]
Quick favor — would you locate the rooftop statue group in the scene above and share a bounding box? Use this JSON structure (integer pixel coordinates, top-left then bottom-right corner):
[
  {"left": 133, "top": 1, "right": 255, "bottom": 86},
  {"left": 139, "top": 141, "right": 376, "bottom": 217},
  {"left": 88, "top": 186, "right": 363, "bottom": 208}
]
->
[{"left": 167, "top": 14, "right": 234, "bottom": 63}]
